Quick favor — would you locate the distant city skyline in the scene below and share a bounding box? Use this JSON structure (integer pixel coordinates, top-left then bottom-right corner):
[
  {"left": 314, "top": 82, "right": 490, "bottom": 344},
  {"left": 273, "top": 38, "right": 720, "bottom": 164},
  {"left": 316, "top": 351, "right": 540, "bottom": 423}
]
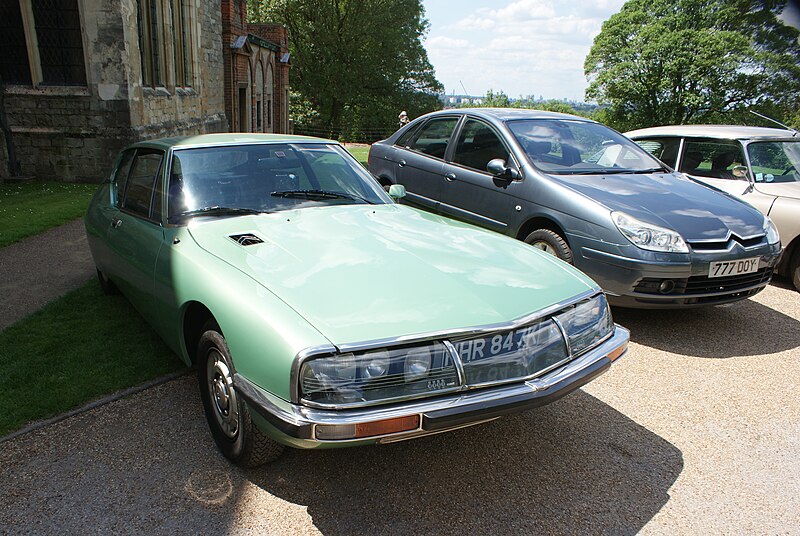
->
[{"left": 421, "top": 0, "right": 625, "bottom": 102}]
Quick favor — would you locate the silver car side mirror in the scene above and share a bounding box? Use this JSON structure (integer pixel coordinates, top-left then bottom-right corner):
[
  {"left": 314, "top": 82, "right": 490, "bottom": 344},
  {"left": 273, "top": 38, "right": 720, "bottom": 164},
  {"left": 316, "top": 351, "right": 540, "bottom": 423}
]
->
[
  {"left": 388, "top": 184, "right": 406, "bottom": 200},
  {"left": 487, "top": 158, "right": 520, "bottom": 180}
]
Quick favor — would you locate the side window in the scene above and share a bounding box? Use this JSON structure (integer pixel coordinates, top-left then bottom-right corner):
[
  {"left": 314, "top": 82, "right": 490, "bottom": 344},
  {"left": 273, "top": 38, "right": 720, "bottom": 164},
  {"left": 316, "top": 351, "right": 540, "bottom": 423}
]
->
[
  {"left": 452, "top": 119, "right": 510, "bottom": 173},
  {"left": 634, "top": 138, "right": 680, "bottom": 168},
  {"left": 680, "top": 139, "right": 745, "bottom": 180},
  {"left": 113, "top": 150, "right": 136, "bottom": 207},
  {"left": 408, "top": 117, "right": 459, "bottom": 159},
  {"left": 395, "top": 122, "right": 422, "bottom": 147},
  {"left": 122, "top": 150, "right": 164, "bottom": 219}
]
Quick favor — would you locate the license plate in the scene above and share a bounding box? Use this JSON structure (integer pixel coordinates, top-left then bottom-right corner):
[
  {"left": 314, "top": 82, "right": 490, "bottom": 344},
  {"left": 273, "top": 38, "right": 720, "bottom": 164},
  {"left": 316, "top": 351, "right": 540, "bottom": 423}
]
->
[{"left": 708, "top": 257, "right": 759, "bottom": 278}]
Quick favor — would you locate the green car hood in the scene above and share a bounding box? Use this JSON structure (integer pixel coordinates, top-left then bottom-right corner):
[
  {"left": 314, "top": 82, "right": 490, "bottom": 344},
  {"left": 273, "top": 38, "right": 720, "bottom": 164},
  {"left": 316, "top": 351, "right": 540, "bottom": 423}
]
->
[{"left": 187, "top": 205, "right": 597, "bottom": 346}]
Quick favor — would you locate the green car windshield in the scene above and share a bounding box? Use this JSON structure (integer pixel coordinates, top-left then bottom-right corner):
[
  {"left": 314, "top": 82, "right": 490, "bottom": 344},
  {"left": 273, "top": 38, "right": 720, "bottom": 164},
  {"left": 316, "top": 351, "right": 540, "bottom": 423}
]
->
[
  {"left": 747, "top": 141, "right": 800, "bottom": 184},
  {"left": 507, "top": 119, "right": 664, "bottom": 175},
  {"left": 168, "top": 143, "right": 389, "bottom": 219}
]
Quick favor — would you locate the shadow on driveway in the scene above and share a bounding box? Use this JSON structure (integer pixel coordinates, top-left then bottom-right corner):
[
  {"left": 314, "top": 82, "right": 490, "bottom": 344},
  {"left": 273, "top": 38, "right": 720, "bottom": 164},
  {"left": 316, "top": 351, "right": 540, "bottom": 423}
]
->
[
  {"left": 612, "top": 296, "right": 800, "bottom": 358},
  {"left": 0, "top": 378, "right": 681, "bottom": 535}
]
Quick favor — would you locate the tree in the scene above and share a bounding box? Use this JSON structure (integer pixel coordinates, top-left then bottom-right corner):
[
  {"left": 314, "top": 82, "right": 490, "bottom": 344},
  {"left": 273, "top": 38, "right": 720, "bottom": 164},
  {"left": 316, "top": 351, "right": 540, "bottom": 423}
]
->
[
  {"left": 483, "top": 89, "right": 510, "bottom": 108},
  {"left": 584, "top": 0, "right": 800, "bottom": 131},
  {"left": 248, "top": 0, "right": 442, "bottom": 138}
]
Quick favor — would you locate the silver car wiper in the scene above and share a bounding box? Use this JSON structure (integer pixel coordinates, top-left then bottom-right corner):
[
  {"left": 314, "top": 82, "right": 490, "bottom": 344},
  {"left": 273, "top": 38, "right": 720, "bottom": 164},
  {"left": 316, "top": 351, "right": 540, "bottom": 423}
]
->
[{"left": 271, "top": 189, "right": 374, "bottom": 204}]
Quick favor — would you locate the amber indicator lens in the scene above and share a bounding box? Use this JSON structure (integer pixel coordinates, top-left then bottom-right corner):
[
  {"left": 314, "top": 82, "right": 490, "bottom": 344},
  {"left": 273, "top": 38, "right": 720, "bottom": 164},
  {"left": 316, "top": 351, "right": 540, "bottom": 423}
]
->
[{"left": 316, "top": 415, "right": 420, "bottom": 440}]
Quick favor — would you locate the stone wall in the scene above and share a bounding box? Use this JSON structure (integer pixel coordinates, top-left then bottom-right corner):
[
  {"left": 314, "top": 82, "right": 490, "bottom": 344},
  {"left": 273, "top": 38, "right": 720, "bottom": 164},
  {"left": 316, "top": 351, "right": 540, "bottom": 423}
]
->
[{"left": 0, "top": 0, "right": 228, "bottom": 183}]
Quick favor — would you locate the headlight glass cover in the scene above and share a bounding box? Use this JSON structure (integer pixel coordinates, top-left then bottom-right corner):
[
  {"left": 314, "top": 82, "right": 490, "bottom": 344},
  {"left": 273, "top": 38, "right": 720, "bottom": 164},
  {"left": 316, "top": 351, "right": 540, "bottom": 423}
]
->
[
  {"left": 299, "top": 294, "right": 614, "bottom": 407},
  {"left": 300, "top": 342, "right": 460, "bottom": 406},
  {"left": 554, "top": 294, "right": 613, "bottom": 356},
  {"left": 764, "top": 216, "right": 780, "bottom": 245},
  {"left": 612, "top": 211, "right": 689, "bottom": 253}
]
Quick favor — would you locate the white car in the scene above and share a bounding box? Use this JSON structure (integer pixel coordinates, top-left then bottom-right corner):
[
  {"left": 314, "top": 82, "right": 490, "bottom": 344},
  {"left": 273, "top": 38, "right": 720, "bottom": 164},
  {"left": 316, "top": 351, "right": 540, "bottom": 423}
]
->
[{"left": 627, "top": 125, "right": 800, "bottom": 291}]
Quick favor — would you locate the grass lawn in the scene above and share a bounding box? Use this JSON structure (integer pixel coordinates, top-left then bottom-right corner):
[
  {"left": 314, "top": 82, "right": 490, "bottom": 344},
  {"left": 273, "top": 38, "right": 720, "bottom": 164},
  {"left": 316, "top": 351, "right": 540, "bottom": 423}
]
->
[
  {"left": 0, "top": 281, "right": 185, "bottom": 437},
  {"left": 0, "top": 181, "right": 97, "bottom": 248},
  {"left": 346, "top": 145, "right": 370, "bottom": 167}
]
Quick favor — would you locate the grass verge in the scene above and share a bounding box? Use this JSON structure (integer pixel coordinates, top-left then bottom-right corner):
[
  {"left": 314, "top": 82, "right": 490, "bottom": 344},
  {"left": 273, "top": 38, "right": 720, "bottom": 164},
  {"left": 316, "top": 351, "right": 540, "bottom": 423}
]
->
[
  {"left": 346, "top": 145, "right": 370, "bottom": 167},
  {"left": 0, "top": 281, "right": 185, "bottom": 436},
  {"left": 0, "top": 181, "right": 97, "bottom": 248}
]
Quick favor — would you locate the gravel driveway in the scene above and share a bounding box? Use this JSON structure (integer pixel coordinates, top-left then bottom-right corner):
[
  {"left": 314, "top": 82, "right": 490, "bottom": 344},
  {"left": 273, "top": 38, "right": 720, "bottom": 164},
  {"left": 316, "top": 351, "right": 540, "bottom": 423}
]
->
[{"left": 1, "top": 283, "right": 798, "bottom": 535}]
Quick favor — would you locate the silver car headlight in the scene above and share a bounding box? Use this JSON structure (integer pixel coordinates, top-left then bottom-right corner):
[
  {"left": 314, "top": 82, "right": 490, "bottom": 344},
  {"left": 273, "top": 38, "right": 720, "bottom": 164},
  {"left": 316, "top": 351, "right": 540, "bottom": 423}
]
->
[
  {"left": 555, "top": 294, "right": 613, "bottom": 356},
  {"left": 300, "top": 342, "right": 460, "bottom": 406},
  {"left": 612, "top": 211, "right": 689, "bottom": 253},
  {"left": 764, "top": 216, "right": 780, "bottom": 245}
]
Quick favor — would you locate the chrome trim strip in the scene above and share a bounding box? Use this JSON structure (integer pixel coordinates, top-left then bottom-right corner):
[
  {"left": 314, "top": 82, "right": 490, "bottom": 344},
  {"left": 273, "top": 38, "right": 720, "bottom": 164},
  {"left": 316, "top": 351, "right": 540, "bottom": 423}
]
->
[
  {"left": 299, "top": 383, "right": 464, "bottom": 410},
  {"left": 237, "top": 326, "right": 629, "bottom": 443},
  {"left": 436, "top": 200, "right": 509, "bottom": 229},
  {"left": 687, "top": 230, "right": 765, "bottom": 243},
  {"left": 442, "top": 340, "right": 467, "bottom": 387},
  {"left": 581, "top": 247, "right": 692, "bottom": 267},
  {"left": 551, "top": 316, "right": 572, "bottom": 358},
  {"left": 376, "top": 417, "right": 500, "bottom": 444}
]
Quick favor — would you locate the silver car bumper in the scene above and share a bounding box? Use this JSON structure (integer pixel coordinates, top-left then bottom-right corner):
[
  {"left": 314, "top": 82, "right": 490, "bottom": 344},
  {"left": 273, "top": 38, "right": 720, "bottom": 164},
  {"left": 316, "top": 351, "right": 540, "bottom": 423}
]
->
[{"left": 234, "top": 326, "right": 630, "bottom": 449}]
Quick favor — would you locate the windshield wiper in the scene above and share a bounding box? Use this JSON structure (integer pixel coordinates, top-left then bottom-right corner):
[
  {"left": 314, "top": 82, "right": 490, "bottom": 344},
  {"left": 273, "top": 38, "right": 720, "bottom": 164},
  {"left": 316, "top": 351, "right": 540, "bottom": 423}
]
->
[
  {"left": 169, "top": 206, "right": 267, "bottom": 222},
  {"left": 270, "top": 189, "right": 374, "bottom": 204},
  {"left": 615, "top": 167, "right": 669, "bottom": 174}
]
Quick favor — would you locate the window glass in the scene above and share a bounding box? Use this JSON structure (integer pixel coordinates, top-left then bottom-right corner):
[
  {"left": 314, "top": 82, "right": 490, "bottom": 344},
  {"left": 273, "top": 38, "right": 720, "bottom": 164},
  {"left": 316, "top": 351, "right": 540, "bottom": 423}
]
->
[
  {"left": 32, "top": 0, "right": 87, "bottom": 86},
  {"left": 123, "top": 150, "right": 163, "bottom": 218},
  {"left": 408, "top": 117, "right": 459, "bottom": 159},
  {"left": 452, "top": 119, "right": 510, "bottom": 172},
  {"left": 0, "top": 2, "right": 32, "bottom": 85},
  {"left": 395, "top": 122, "right": 422, "bottom": 147},
  {"left": 679, "top": 140, "right": 745, "bottom": 180},
  {"left": 747, "top": 141, "right": 800, "bottom": 183},
  {"left": 168, "top": 143, "right": 389, "bottom": 220},
  {"left": 507, "top": 119, "right": 661, "bottom": 174},
  {"left": 633, "top": 138, "right": 680, "bottom": 168},
  {"left": 113, "top": 150, "right": 136, "bottom": 207}
]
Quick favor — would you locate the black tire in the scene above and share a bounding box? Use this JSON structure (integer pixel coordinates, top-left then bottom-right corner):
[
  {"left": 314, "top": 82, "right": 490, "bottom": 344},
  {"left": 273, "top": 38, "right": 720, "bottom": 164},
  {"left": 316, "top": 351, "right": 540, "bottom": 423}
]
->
[
  {"left": 791, "top": 247, "right": 800, "bottom": 292},
  {"left": 96, "top": 268, "right": 118, "bottom": 295},
  {"left": 197, "top": 322, "right": 284, "bottom": 466},
  {"left": 524, "top": 229, "right": 573, "bottom": 264}
]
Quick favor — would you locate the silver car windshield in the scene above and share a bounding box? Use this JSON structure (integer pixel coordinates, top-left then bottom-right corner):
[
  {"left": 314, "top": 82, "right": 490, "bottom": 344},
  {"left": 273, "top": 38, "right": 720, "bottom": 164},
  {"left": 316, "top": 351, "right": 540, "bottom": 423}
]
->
[
  {"left": 168, "top": 143, "right": 389, "bottom": 219},
  {"left": 747, "top": 141, "right": 800, "bottom": 184},
  {"left": 507, "top": 119, "right": 664, "bottom": 175}
]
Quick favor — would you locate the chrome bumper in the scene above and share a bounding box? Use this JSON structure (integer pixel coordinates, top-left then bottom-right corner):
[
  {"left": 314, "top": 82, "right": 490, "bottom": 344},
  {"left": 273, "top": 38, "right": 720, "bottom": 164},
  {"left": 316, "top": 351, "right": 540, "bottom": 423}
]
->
[{"left": 234, "top": 326, "right": 630, "bottom": 448}]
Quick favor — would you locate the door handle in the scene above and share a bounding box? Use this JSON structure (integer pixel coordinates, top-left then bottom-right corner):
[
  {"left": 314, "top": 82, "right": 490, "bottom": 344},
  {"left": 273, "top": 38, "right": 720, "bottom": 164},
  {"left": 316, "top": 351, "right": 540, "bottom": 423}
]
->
[
  {"left": 398, "top": 160, "right": 406, "bottom": 168},
  {"left": 111, "top": 217, "right": 122, "bottom": 229},
  {"left": 444, "top": 172, "right": 457, "bottom": 182}
]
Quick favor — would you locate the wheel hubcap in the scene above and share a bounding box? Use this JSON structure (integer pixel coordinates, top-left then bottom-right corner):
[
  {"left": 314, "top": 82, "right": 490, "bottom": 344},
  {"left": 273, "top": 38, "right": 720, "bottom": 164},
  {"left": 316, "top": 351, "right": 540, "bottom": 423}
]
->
[
  {"left": 531, "top": 241, "right": 557, "bottom": 256},
  {"left": 206, "top": 349, "right": 239, "bottom": 439}
]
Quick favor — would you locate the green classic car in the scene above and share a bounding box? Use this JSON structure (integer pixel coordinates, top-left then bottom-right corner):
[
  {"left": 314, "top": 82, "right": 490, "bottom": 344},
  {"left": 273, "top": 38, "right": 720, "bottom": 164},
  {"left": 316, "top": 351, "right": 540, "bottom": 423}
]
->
[{"left": 85, "top": 134, "right": 630, "bottom": 466}]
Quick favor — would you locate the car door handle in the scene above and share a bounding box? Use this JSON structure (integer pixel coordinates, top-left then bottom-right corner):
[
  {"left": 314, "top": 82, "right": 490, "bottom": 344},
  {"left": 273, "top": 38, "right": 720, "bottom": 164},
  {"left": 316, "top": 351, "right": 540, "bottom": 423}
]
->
[
  {"left": 111, "top": 217, "right": 122, "bottom": 229},
  {"left": 398, "top": 160, "right": 406, "bottom": 168},
  {"left": 444, "top": 172, "right": 457, "bottom": 182}
]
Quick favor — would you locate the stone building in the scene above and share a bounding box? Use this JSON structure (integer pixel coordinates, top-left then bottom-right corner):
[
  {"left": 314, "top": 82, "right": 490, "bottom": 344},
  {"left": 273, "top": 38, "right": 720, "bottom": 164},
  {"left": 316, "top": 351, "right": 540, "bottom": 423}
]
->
[{"left": 0, "top": 0, "right": 290, "bottom": 182}]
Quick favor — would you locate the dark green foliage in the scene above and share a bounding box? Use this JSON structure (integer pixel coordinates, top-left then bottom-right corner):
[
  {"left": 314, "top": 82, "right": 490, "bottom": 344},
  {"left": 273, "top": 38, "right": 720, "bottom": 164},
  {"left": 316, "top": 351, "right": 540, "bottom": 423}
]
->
[
  {"left": 249, "top": 0, "right": 443, "bottom": 139},
  {"left": 0, "top": 282, "right": 184, "bottom": 436},
  {"left": 585, "top": 0, "right": 800, "bottom": 130}
]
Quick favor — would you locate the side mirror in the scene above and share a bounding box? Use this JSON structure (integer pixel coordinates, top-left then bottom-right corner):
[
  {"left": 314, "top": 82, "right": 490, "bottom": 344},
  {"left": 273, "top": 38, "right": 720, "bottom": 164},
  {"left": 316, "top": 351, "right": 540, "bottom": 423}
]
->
[
  {"left": 388, "top": 184, "right": 406, "bottom": 200},
  {"left": 732, "top": 165, "right": 749, "bottom": 179},
  {"left": 487, "top": 158, "right": 520, "bottom": 180}
]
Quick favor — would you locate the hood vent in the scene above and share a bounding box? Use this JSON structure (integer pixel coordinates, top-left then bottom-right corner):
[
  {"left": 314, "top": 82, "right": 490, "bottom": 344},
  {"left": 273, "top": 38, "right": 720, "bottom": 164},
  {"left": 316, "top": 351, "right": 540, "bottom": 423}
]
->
[{"left": 229, "top": 233, "right": 264, "bottom": 246}]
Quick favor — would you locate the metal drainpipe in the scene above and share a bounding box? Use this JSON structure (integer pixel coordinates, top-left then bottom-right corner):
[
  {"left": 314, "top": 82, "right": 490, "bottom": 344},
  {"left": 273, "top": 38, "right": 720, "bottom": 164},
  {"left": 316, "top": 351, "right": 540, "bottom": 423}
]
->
[{"left": 0, "top": 74, "right": 21, "bottom": 177}]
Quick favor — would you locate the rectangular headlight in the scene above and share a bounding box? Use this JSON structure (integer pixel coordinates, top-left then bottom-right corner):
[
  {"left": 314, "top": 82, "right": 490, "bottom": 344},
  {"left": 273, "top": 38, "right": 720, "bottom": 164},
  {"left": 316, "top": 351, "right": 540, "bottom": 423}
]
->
[
  {"left": 300, "top": 342, "right": 460, "bottom": 406},
  {"left": 555, "top": 294, "right": 613, "bottom": 356}
]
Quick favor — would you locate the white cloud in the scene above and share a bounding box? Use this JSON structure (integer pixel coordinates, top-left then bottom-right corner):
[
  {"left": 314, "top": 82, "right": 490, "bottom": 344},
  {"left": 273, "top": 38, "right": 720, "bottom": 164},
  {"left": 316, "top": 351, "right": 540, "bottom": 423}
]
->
[{"left": 423, "top": 0, "right": 625, "bottom": 100}]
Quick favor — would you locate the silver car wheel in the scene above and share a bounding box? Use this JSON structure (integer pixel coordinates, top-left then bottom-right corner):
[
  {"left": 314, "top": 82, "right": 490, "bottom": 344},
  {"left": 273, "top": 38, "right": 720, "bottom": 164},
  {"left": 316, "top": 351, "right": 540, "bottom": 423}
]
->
[
  {"left": 206, "top": 349, "right": 240, "bottom": 439},
  {"left": 531, "top": 240, "right": 557, "bottom": 256}
]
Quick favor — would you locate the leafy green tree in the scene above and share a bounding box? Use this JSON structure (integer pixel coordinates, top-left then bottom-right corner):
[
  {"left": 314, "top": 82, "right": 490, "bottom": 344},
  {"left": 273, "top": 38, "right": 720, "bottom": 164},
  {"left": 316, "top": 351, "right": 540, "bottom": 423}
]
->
[
  {"left": 248, "top": 0, "right": 442, "bottom": 138},
  {"left": 483, "top": 89, "right": 511, "bottom": 108},
  {"left": 584, "top": 0, "right": 800, "bottom": 130}
]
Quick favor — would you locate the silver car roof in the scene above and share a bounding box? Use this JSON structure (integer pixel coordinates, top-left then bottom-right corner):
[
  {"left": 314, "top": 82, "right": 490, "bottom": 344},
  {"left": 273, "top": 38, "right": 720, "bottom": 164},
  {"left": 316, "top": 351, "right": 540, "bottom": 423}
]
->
[{"left": 626, "top": 124, "right": 798, "bottom": 140}]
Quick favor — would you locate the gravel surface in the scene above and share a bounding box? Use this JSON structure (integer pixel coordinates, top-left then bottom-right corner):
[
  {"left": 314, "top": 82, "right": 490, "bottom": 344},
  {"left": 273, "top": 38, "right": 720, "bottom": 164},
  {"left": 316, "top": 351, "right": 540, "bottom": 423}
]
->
[
  {"left": 0, "top": 219, "right": 94, "bottom": 330},
  {"left": 1, "top": 282, "right": 798, "bottom": 535}
]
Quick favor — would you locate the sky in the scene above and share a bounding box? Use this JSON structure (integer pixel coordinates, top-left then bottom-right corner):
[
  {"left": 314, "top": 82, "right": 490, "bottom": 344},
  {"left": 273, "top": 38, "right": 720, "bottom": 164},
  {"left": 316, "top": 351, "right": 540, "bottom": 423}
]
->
[{"left": 420, "top": 0, "right": 626, "bottom": 102}]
